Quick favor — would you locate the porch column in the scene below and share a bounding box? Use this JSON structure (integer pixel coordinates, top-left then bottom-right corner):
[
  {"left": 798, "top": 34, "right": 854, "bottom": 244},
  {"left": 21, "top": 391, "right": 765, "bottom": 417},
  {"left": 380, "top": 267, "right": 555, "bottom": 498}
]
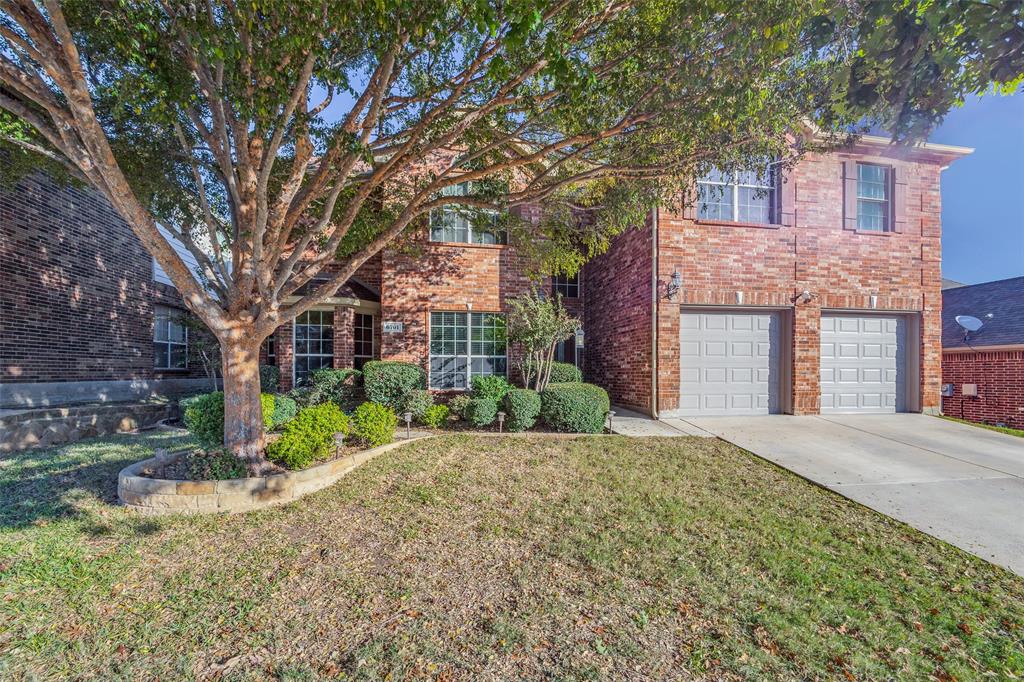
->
[{"left": 333, "top": 306, "right": 355, "bottom": 369}]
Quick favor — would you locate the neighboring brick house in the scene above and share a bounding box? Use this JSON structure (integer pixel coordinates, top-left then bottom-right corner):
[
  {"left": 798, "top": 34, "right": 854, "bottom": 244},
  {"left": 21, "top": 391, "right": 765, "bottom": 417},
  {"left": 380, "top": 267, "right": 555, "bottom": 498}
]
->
[
  {"left": 2, "top": 134, "right": 970, "bottom": 418},
  {"left": 940, "top": 277, "right": 1024, "bottom": 428},
  {"left": 1, "top": 172, "right": 211, "bottom": 407}
]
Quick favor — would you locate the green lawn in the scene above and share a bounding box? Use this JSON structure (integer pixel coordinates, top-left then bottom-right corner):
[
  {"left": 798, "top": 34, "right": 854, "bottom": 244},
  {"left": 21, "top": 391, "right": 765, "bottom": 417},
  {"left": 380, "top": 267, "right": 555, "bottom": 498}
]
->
[
  {"left": 939, "top": 414, "right": 1024, "bottom": 438},
  {"left": 1, "top": 432, "right": 1022, "bottom": 680}
]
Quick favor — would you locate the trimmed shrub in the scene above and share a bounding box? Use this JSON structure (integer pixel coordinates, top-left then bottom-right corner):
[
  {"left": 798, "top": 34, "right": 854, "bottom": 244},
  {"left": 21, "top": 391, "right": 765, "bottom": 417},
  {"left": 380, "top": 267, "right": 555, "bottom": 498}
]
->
[
  {"left": 267, "top": 403, "right": 350, "bottom": 470},
  {"left": 259, "top": 364, "right": 280, "bottom": 393},
  {"left": 183, "top": 391, "right": 276, "bottom": 447},
  {"left": 269, "top": 395, "right": 297, "bottom": 428},
  {"left": 471, "top": 375, "right": 512, "bottom": 402},
  {"left": 448, "top": 394, "right": 472, "bottom": 420},
  {"left": 548, "top": 361, "right": 583, "bottom": 384},
  {"left": 309, "top": 367, "right": 364, "bottom": 409},
  {"left": 187, "top": 449, "right": 248, "bottom": 480},
  {"left": 465, "top": 397, "right": 498, "bottom": 427},
  {"left": 503, "top": 389, "right": 541, "bottom": 432},
  {"left": 403, "top": 389, "right": 434, "bottom": 422},
  {"left": 420, "top": 404, "right": 450, "bottom": 429},
  {"left": 352, "top": 402, "right": 398, "bottom": 447},
  {"left": 540, "top": 383, "right": 610, "bottom": 434},
  {"left": 363, "top": 361, "right": 426, "bottom": 410},
  {"left": 260, "top": 394, "right": 275, "bottom": 429}
]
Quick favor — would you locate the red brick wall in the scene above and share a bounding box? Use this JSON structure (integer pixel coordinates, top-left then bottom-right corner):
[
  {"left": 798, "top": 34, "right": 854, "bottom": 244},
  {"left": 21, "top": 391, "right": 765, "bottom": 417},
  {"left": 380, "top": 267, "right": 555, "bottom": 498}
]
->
[
  {"left": 583, "top": 222, "right": 654, "bottom": 411},
  {"left": 649, "top": 142, "right": 950, "bottom": 415},
  {"left": 379, "top": 233, "right": 535, "bottom": 382},
  {"left": 942, "top": 349, "right": 1024, "bottom": 428},
  {"left": 1, "top": 173, "right": 204, "bottom": 384}
]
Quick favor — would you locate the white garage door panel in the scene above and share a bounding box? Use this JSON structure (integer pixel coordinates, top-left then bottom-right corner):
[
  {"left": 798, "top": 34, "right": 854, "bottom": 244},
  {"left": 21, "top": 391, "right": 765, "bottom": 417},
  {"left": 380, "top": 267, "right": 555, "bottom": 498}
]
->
[
  {"left": 678, "top": 311, "right": 781, "bottom": 416},
  {"left": 820, "top": 314, "right": 907, "bottom": 414}
]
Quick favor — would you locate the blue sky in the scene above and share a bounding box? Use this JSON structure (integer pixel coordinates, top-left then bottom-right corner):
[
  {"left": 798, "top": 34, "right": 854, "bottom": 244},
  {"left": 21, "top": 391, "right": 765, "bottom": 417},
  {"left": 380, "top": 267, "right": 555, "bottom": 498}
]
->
[{"left": 928, "top": 94, "right": 1024, "bottom": 284}]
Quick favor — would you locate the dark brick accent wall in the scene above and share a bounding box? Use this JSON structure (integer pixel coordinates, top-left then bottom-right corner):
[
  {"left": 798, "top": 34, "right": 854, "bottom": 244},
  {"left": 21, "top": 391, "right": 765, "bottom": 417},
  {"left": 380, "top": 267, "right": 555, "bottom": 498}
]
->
[
  {"left": 1, "top": 173, "right": 203, "bottom": 384},
  {"left": 583, "top": 222, "right": 654, "bottom": 411},
  {"left": 942, "top": 349, "right": 1024, "bottom": 428}
]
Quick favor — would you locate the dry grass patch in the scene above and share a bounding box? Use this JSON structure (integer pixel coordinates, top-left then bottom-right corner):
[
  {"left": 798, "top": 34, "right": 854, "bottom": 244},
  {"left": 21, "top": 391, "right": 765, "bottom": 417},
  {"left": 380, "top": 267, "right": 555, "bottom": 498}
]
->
[{"left": 1, "top": 432, "right": 1022, "bottom": 680}]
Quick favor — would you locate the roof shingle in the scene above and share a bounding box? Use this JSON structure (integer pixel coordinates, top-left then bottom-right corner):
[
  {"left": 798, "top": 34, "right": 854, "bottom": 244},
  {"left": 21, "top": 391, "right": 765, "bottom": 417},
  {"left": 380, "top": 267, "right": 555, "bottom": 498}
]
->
[{"left": 941, "top": 276, "right": 1024, "bottom": 349}]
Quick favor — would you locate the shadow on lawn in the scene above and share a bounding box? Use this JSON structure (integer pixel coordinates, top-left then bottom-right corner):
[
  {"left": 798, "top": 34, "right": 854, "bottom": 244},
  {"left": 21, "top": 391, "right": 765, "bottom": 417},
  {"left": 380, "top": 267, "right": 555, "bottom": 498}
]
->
[{"left": 0, "top": 431, "right": 192, "bottom": 531}]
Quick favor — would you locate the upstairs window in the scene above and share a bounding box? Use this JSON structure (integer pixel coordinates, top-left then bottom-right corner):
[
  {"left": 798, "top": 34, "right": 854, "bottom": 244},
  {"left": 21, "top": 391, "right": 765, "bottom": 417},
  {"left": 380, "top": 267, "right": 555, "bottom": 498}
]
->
[
  {"left": 154, "top": 306, "right": 188, "bottom": 370},
  {"left": 552, "top": 273, "right": 580, "bottom": 298},
  {"left": 697, "top": 166, "right": 776, "bottom": 224},
  {"left": 429, "top": 181, "right": 507, "bottom": 245},
  {"left": 856, "top": 164, "right": 891, "bottom": 232}
]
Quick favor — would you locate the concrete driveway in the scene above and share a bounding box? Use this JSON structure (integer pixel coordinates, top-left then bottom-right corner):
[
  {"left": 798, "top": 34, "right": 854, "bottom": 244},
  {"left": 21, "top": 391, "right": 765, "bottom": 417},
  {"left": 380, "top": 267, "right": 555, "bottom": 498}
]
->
[{"left": 676, "top": 414, "right": 1024, "bottom": 576}]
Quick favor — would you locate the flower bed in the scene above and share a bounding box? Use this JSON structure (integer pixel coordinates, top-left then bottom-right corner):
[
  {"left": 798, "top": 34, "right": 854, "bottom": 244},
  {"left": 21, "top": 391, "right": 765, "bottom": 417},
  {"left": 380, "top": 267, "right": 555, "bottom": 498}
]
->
[{"left": 118, "top": 436, "right": 429, "bottom": 515}]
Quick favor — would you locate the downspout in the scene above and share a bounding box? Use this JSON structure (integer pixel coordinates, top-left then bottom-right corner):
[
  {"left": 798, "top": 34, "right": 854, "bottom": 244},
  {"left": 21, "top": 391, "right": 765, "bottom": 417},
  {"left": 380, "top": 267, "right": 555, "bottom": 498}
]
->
[{"left": 650, "top": 206, "right": 659, "bottom": 419}]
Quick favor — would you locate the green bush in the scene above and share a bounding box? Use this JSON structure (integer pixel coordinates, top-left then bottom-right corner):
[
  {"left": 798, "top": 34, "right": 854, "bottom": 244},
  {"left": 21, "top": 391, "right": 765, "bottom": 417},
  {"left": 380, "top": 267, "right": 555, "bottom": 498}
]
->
[
  {"left": 267, "top": 403, "right": 350, "bottom": 470},
  {"left": 362, "top": 361, "right": 426, "bottom": 410},
  {"left": 187, "top": 449, "right": 248, "bottom": 480},
  {"left": 471, "top": 375, "right": 512, "bottom": 402},
  {"left": 309, "top": 367, "right": 364, "bottom": 409},
  {"left": 259, "top": 364, "right": 280, "bottom": 393},
  {"left": 420, "top": 404, "right": 449, "bottom": 429},
  {"left": 269, "top": 395, "right": 297, "bottom": 428},
  {"left": 503, "top": 388, "right": 541, "bottom": 432},
  {"left": 352, "top": 402, "right": 398, "bottom": 447},
  {"left": 403, "top": 389, "right": 434, "bottom": 421},
  {"left": 260, "top": 394, "right": 275, "bottom": 429},
  {"left": 448, "top": 394, "right": 472, "bottom": 420},
  {"left": 548, "top": 361, "right": 582, "bottom": 384},
  {"left": 465, "top": 397, "right": 498, "bottom": 427},
  {"left": 540, "top": 383, "right": 610, "bottom": 434},
  {"left": 183, "top": 391, "right": 276, "bottom": 448}
]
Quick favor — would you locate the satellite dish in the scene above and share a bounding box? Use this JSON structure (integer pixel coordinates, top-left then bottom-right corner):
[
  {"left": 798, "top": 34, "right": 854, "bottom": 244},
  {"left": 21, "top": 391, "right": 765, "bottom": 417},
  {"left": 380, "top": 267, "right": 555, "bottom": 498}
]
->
[{"left": 956, "top": 315, "right": 983, "bottom": 333}]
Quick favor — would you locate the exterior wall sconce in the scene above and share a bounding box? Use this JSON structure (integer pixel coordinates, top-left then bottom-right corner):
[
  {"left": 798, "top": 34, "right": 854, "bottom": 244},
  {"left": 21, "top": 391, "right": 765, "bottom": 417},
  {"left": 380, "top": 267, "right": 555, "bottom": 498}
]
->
[
  {"left": 666, "top": 271, "right": 682, "bottom": 300},
  {"left": 798, "top": 290, "right": 812, "bottom": 304}
]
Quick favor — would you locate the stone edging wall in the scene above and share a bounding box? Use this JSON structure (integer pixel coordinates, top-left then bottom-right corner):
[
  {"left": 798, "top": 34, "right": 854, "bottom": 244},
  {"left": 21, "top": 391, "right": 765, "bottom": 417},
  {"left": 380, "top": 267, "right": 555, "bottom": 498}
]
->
[
  {"left": 118, "top": 436, "right": 431, "bottom": 514},
  {"left": 1, "top": 402, "right": 178, "bottom": 454}
]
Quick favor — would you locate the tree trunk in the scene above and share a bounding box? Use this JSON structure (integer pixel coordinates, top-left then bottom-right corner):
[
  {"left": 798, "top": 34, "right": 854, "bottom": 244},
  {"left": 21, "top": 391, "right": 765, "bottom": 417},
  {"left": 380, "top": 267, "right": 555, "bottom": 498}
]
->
[{"left": 221, "top": 331, "right": 269, "bottom": 473}]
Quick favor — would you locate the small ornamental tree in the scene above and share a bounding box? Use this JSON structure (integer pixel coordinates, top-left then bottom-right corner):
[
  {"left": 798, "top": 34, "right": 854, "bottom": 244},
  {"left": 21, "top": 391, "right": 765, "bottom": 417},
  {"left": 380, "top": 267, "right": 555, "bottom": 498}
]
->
[
  {"left": 2, "top": 1, "right": 1020, "bottom": 469},
  {"left": 507, "top": 290, "right": 579, "bottom": 393}
]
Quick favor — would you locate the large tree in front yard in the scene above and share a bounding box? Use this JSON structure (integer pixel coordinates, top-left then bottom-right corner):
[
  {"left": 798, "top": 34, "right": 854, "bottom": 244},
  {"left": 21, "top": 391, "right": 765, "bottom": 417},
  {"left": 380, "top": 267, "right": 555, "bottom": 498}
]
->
[{"left": 1, "top": 1, "right": 1021, "bottom": 469}]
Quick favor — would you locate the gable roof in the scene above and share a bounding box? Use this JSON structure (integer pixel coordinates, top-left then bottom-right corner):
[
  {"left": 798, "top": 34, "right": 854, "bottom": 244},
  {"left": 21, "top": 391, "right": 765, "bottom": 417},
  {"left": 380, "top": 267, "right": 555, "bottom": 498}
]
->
[
  {"left": 941, "top": 278, "right": 966, "bottom": 290},
  {"left": 942, "top": 276, "right": 1024, "bottom": 349}
]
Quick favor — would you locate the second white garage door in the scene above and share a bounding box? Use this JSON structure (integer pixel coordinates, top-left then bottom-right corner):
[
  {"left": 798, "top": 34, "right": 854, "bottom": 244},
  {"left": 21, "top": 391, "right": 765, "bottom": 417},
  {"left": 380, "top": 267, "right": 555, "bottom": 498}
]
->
[
  {"left": 678, "top": 310, "right": 781, "bottom": 416},
  {"left": 820, "top": 313, "right": 908, "bottom": 413}
]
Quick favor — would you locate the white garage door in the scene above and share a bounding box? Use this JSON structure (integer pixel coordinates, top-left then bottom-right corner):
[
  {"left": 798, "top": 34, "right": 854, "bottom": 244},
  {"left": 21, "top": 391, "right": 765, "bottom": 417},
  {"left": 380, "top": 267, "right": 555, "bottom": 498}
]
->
[
  {"left": 678, "top": 310, "right": 781, "bottom": 416},
  {"left": 820, "top": 314, "right": 907, "bottom": 413}
]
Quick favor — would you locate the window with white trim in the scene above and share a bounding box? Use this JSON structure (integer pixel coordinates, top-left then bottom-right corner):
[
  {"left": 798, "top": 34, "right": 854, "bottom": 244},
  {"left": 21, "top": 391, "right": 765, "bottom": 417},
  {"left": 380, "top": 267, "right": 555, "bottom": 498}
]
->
[
  {"left": 856, "top": 163, "right": 890, "bottom": 231},
  {"left": 154, "top": 306, "right": 188, "bottom": 370},
  {"left": 552, "top": 273, "right": 580, "bottom": 298},
  {"left": 429, "top": 312, "right": 507, "bottom": 389},
  {"left": 697, "top": 166, "right": 776, "bottom": 224},
  {"left": 429, "top": 181, "right": 507, "bottom": 245},
  {"left": 354, "top": 313, "right": 374, "bottom": 370},
  {"left": 293, "top": 310, "right": 334, "bottom": 386}
]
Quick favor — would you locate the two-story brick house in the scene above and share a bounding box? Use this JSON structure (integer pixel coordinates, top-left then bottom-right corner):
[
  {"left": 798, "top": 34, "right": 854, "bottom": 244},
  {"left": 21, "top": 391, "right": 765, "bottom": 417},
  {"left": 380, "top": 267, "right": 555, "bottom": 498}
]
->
[
  {"left": 2, "top": 135, "right": 969, "bottom": 419},
  {"left": 587, "top": 135, "right": 971, "bottom": 416}
]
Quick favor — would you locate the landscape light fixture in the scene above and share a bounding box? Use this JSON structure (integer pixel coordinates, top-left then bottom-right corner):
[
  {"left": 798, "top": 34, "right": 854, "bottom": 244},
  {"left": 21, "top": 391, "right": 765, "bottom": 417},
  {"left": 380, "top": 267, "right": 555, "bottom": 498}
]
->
[
  {"left": 606, "top": 410, "right": 616, "bottom": 434},
  {"left": 402, "top": 411, "right": 412, "bottom": 439},
  {"left": 497, "top": 411, "right": 506, "bottom": 433}
]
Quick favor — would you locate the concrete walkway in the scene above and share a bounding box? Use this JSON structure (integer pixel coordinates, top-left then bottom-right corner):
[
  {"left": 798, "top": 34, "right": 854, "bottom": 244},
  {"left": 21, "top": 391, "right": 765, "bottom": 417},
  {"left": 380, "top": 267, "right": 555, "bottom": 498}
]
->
[
  {"left": 610, "top": 407, "right": 714, "bottom": 437},
  {"left": 680, "top": 414, "right": 1024, "bottom": 576}
]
